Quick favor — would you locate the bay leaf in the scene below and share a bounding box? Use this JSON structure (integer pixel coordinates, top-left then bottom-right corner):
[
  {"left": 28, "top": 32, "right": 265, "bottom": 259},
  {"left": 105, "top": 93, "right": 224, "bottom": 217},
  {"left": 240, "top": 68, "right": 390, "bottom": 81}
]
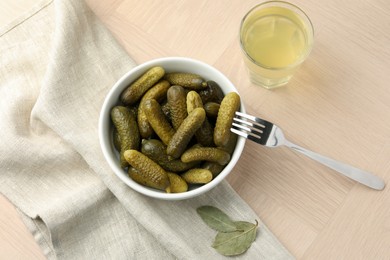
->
[
  {"left": 196, "top": 205, "right": 237, "bottom": 232},
  {"left": 212, "top": 220, "right": 258, "bottom": 256}
]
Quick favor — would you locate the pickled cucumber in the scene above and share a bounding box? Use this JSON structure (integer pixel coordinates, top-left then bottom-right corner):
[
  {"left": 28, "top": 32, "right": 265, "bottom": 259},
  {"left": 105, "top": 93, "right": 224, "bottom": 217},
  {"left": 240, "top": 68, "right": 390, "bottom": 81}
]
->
[
  {"left": 200, "top": 131, "right": 237, "bottom": 177},
  {"left": 186, "top": 91, "right": 203, "bottom": 114},
  {"left": 181, "top": 168, "right": 213, "bottom": 184},
  {"left": 121, "top": 66, "right": 165, "bottom": 105},
  {"left": 181, "top": 146, "right": 230, "bottom": 165},
  {"left": 143, "top": 99, "right": 175, "bottom": 145},
  {"left": 138, "top": 80, "right": 171, "bottom": 138},
  {"left": 166, "top": 172, "right": 188, "bottom": 193},
  {"left": 204, "top": 102, "right": 220, "bottom": 118},
  {"left": 186, "top": 91, "right": 214, "bottom": 146},
  {"left": 128, "top": 167, "right": 162, "bottom": 190},
  {"left": 214, "top": 92, "right": 240, "bottom": 147},
  {"left": 161, "top": 101, "right": 171, "bottom": 121},
  {"left": 167, "top": 107, "right": 206, "bottom": 159},
  {"left": 111, "top": 106, "right": 140, "bottom": 168},
  {"left": 199, "top": 80, "right": 224, "bottom": 104},
  {"left": 167, "top": 85, "right": 188, "bottom": 130},
  {"left": 141, "top": 139, "right": 198, "bottom": 172},
  {"left": 195, "top": 119, "right": 214, "bottom": 147},
  {"left": 124, "top": 149, "right": 170, "bottom": 190},
  {"left": 202, "top": 161, "right": 224, "bottom": 177},
  {"left": 164, "top": 73, "right": 207, "bottom": 90},
  {"left": 219, "top": 131, "right": 238, "bottom": 154}
]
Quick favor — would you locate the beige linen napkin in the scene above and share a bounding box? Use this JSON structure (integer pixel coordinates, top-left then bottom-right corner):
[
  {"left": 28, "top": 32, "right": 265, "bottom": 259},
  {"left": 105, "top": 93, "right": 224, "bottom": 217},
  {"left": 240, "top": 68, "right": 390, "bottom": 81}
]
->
[{"left": 0, "top": 0, "right": 293, "bottom": 259}]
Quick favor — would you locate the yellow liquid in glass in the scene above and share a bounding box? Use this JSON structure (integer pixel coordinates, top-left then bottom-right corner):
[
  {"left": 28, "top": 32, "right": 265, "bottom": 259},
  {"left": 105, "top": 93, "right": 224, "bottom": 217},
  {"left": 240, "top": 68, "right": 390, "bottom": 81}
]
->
[{"left": 242, "top": 7, "right": 308, "bottom": 69}]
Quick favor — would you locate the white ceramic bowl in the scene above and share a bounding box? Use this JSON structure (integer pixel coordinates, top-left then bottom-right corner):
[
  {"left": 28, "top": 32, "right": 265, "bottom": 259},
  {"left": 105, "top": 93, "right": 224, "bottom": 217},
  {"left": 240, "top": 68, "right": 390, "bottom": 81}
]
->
[{"left": 99, "top": 57, "right": 246, "bottom": 200}]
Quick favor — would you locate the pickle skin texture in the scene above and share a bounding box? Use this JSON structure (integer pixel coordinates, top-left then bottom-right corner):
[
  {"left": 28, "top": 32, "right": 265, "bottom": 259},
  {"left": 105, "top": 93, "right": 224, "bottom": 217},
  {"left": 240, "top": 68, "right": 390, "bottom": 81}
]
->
[
  {"left": 167, "top": 107, "right": 206, "bottom": 159},
  {"left": 219, "top": 131, "right": 238, "bottom": 154},
  {"left": 166, "top": 172, "right": 188, "bottom": 193},
  {"left": 167, "top": 85, "right": 188, "bottom": 130},
  {"left": 128, "top": 167, "right": 164, "bottom": 190},
  {"left": 124, "top": 149, "right": 170, "bottom": 190},
  {"left": 195, "top": 118, "right": 214, "bottom": 147},
  {"left": 204, "top": 102, "right": 220, "bottom": 118},
  {"left": 141, "top": 139, "right": 199, "bottom": 172},
  {"left": 199, "top": 80, "right": 225, "bottom": 104},
  {"left": 164, "top": 73, "right": 207, "bottom": 90},
  {"left": 121, "top": 66, "right": 165, "bottom": 105},
  {"left": 138, "top": 80, "right": 171, "bottom": 139},
  {"left": 144, "top": 99, "right": 175, "bottom": 145},
  {"left": 181, "top": 168, "right": 213, "bottom": 184},
  {"left": 141, "top": 139, "right": 167, "bottom": 163},
  {"left": 186, "top": 91, "right": 214, "bottom": 146},
  {"left": 161, "top": 101, "right": 171, "bottom": 120},
  {"left": 202, "top": 162, "right": 225, "bottom": 177},
  {"left": 214, "top": 92, "right": 240, "bottom": 147},
  {"left": 186, "top": 91, "right": 203, "bottom": 114},
  {"left": 181, "top": 146, "right": 231, "bottom": 165},
  {"left": 111, "top": 106, "right": 140, "bottom": 168}
]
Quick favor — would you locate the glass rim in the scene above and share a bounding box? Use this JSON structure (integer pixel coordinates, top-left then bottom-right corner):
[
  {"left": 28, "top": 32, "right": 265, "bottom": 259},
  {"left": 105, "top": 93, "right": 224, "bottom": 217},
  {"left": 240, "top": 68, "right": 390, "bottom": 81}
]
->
[{"left": 239, "top": 1, "right": 314, "bottom": 71}]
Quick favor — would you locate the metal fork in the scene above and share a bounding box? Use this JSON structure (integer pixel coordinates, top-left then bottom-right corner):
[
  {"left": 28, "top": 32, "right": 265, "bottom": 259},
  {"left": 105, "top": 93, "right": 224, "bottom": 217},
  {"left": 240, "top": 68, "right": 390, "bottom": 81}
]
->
[{"left": 231, "top": 111, "right": 385, "bottom": 190}]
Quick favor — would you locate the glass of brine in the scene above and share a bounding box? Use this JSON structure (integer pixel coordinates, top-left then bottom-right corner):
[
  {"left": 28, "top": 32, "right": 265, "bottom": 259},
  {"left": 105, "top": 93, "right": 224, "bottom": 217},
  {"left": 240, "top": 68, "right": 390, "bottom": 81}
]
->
[{"left": 240, "top": 1, "right": 314, "bottom": 89}]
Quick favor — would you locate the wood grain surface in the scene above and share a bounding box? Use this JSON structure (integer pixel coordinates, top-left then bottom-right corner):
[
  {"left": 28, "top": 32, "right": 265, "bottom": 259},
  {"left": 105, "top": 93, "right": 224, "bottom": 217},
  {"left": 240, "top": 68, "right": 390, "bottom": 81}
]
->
[{"left": 1, "top": 0, "right": 389, "bottom": 259}]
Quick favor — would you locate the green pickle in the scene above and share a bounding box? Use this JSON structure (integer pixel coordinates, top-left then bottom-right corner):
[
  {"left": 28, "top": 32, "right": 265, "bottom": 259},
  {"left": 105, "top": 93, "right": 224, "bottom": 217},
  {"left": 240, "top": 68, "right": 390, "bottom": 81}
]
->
[
  {"left": 181, "top": 146, "right": 230, "bottom": 165},
  {"left": 202, "top": 162, "right": 225, "bottom": 177},
  {"left": 214, "top": 92, "right": 240, "bottom": 147},
  {"left": 181, "top": 168, "right": 213, "bottom": 184},
  {"left": 204, "top": 102, "right": 220, "bottom": 118},
  {"left": 111, "top": 106, "right": 140, "bottom": 168},
  {"left": 202, "top": 133, "right": 238, "bottom": 177},
  {"left": 165, "top": 73, "right": 207, "bottom": 90},
  {"left": 128, "top": 167, "right": 162, "bottom": 190},
  {"left": 166, "top": 172, "right": 188, "bottom": 193},
  {"left": 143, "top": 99, "right": 175, "bottom": 145},
  {"left": 186, "top": 91, "right": 214, "bottom": 146},
  {"left": 138, "top": 80, "right": 171, "bottom": 138},
  {"left": 167, "top": 85, "right": 188, "bottom": 130},
  {"left": 141, "top": 139, "right": 198, "bottom": 172},
  {"left": 121, "top": 66, "right": 165, "bottom": 105},
  {"left": 167, "top": 107, "right": 206, "bottom": 159},
  {"left": 186, "top": 91, "right": 203, "bottom": 114},
  {"left": 124, "top": 150, "right": 170, "bottom": 190},
  {"left": 199, "top": 80, "right": 224, "bottom": 104}
]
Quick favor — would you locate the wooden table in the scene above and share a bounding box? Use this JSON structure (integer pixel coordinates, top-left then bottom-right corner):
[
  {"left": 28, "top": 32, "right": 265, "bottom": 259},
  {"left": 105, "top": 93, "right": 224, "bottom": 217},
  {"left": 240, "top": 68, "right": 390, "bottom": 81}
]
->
[{"left": 1, "top": 0, "right": 389, "bottom": 259}]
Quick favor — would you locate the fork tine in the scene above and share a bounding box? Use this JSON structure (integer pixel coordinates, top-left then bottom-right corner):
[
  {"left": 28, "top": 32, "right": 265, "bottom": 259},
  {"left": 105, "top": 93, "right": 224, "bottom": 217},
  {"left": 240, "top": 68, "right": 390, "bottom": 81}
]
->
[
  {"left": 231, "top": 122, "right": 251, "bottom": 133},
  {"left": 232, "top": 119, "right": 264, "bottom": 137},
  {"left": 231, "top": 119, "right": 264, "bottom": 144},
  {"left": 231, "top": 126, "right": 262, "bottom": 143},
  {"left": 231, "top": 111, "right": 274, "bottom": 145},
  {"left": 235, "top": 111, "right": 257, "bottom": 121},
  {"left": 230, "top": 128, "right": 248, "bottom": 139},
  {"left": 231, "top": 123, "right": 261, "bottom": 138},
  {"left": 232, "top": 117, "right": 264, "bottom": 131},
  {"left": 235, "top": 111, "right": 273, "bottom": 129}
]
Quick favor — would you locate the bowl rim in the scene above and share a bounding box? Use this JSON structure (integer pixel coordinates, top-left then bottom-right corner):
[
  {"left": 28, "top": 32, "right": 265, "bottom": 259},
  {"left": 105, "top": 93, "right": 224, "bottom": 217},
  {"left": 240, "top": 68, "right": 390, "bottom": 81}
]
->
[{"left": 98, "top": 57, "right": 246, "bottom": 200}]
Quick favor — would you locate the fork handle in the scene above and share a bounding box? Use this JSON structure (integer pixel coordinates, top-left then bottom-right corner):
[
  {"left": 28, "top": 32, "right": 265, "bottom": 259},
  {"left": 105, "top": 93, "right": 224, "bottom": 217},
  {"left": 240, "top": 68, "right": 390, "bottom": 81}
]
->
[{"left": 284, "top": 141, "right": 385, "bottom": 190}]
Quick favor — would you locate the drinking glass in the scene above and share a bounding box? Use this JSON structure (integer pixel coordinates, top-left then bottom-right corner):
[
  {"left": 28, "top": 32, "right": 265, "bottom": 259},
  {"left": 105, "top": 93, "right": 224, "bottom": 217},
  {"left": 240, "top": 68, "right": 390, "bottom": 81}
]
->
[{"left": 240, "top": 1, "right": 314, "bottom": 89}]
